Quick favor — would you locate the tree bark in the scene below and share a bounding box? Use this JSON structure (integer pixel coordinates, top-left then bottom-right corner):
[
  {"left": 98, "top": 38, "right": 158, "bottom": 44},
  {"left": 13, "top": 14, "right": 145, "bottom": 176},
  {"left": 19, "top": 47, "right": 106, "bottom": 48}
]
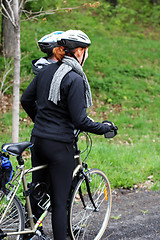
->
[
  {"left": 12, "top": 0, "right": 20, "bottom": 143},
  {"left": 1, "top": 0, "right": 15, "bottom": 57},
  {"left": 150, "top": 0, "right": 159, "bottom": 4},
  {"left": 105, "top": 0, "right": 118, "bottom": 7}
]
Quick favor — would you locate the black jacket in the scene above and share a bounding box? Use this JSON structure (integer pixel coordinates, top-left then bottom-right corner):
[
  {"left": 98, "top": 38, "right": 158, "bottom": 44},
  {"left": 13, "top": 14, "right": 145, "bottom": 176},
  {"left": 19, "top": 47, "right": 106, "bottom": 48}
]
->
[{"left": 21, "top": 62, "right": 111, "bottom": 143}]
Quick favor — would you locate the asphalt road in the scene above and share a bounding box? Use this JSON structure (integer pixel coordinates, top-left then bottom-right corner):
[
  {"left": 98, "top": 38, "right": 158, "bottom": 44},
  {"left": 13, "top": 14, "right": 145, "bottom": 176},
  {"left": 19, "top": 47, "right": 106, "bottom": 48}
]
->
[
  {"left": 104, "top": 189, "right": 160, "bottom": 240},
  {"left": 43, "top": 189, "right": 160, "bottom": 239}
]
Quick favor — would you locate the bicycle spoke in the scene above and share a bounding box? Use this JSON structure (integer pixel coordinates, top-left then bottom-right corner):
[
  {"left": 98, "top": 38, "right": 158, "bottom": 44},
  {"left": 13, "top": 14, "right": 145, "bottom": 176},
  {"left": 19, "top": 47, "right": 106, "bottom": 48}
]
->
[
  {"left": 69, "top": 169, "right": 112, "bottom": 240},
  {"left": 0, "top": 190, "right": 25, "bottom": 240}
]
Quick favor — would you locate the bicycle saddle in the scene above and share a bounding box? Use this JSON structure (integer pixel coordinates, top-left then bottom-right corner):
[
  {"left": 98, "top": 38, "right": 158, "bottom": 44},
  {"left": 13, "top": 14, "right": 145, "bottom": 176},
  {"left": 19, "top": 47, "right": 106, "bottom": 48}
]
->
[{"left": 1, "top": 142, "right": 33, "bottom": 156}]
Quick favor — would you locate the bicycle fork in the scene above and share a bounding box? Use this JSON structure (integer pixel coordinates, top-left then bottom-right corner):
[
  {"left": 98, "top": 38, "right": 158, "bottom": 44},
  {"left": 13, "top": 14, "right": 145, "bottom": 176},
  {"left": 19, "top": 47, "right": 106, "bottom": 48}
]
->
[{"left": 79, "top": 171, "right": 98, "bottom": 212}]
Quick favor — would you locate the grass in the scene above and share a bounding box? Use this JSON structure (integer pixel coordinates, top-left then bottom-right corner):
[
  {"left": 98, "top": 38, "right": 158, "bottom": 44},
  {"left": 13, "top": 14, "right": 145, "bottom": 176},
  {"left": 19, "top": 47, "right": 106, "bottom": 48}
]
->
[
  {"left": 0, "top": 1, "right": 160, "bottom": 191},
  {"left": 78, "top": 133, "right": 160, "bottom": 190}
]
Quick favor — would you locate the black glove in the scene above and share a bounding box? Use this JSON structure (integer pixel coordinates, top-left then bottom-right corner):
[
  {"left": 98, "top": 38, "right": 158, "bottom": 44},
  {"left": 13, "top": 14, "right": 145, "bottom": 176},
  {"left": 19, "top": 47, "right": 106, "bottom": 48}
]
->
[
  {"left": 102, "top": 120, "right": 115, "bottom": 131},
  {"left": 102, "top": 121, "right": 118, "bottom": 138}
]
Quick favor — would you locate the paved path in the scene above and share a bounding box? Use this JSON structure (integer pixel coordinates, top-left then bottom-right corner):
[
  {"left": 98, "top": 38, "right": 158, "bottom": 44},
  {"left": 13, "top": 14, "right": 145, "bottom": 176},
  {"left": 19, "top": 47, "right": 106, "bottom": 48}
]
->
[
  {"left": 104, "top": 189, "right": 160, "bottom": 240},
  {"left": 43, "top": 189, "right": 160, "bottom": 239}
]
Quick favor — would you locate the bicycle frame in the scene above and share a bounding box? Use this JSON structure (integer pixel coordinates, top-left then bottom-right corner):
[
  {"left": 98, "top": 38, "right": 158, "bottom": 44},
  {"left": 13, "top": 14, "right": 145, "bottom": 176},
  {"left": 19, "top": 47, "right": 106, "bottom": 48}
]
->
[
  {"left": 0, "top": 127, "right": 118, "bottom": 239},
  {"left": 0, "top": 139, "right": 84, "bottom": 238}
]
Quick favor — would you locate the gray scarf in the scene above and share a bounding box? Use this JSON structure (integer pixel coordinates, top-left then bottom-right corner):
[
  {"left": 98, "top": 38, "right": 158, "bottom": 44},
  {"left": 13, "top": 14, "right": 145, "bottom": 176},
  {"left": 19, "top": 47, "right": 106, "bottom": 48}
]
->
[{"left": 48, "top": 56, "right": 93, "bottom": 108}]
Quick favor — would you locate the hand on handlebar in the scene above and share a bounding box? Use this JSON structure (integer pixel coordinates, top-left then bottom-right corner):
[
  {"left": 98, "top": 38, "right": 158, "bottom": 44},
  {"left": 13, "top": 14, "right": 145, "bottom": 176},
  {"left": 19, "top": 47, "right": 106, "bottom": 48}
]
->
[
  {"left": 102, "top": 120, "right": 118, "bottom": 138},
  {"left": 102, "top": 120, "right": 115, "bottom": 130}
]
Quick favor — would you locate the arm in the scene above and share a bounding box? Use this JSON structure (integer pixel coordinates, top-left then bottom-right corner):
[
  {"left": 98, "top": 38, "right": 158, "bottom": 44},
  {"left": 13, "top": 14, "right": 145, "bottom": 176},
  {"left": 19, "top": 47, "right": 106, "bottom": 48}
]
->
[
  {"left": 67, "top": 76, "right": 111, "bottom": 135},
  {"left": 21, "top": 76, "right": 37, "bottom": 122}
]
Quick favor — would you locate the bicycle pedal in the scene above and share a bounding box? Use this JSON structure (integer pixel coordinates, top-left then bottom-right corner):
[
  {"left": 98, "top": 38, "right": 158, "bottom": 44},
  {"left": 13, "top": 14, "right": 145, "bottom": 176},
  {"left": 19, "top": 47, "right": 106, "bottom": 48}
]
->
[
  {"left": 29, "top": 236, "right": 37, "bottom": 240},
  {"left": 25, "top": 235, "right": 41, "bottom": 240},
  {"left": 23, "top": 233, "right": 34, "bottom": 240}
]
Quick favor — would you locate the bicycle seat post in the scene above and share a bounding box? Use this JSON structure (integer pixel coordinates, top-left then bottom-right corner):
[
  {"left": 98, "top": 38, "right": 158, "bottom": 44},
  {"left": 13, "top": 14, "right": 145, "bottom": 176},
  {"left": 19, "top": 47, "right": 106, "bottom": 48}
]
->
[
  {"left": 17, "top": 155, "right": 24, "bottom": 166},
  {"left": 18, "top": 155, "right": 35, "bottom": 230}
]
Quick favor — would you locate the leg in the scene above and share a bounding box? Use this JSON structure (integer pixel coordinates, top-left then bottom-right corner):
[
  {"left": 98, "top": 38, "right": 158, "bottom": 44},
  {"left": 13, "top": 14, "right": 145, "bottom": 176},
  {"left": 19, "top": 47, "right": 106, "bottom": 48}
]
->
[
  {"left": 33, "top": 138, "right": 74, "bottom": 240},
  {"left": 30, "top": 137, "right": 50, "bottom": 221},
  {"left": 49, "top": 147, "right": 74, "bottom": 240}
]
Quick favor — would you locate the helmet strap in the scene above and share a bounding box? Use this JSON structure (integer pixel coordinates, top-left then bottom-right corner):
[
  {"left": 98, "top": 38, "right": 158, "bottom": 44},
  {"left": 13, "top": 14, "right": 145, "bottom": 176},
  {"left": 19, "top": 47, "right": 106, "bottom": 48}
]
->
[
  {"left": 65, "top": 48, "right": 81, "bottom": 64},
  {"left": 81, "top": 49, "right": 86, "bottom": 66}
]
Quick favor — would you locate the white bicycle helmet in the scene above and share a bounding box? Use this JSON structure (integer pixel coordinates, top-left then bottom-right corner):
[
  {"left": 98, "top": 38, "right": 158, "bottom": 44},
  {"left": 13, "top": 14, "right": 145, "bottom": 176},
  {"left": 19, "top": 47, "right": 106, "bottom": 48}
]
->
[
  {"left": 57, "top": 30, "right": 91, "bottom": 49},
  {"left": 38, "top": 31, "right": 63, "bottom": 54}
]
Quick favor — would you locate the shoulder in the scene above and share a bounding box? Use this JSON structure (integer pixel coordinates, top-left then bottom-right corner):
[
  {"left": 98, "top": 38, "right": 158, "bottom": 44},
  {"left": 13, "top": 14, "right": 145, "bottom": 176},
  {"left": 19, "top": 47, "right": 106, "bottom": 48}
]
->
[
  {"left": 64, "top": 70, "right": 84, "bottom": 86},
  {"left": 36, "top": 61, "right": 60, "bottom": 78},
  {"left": 61, "top": 70, "right": 85, "bottom": 95}
]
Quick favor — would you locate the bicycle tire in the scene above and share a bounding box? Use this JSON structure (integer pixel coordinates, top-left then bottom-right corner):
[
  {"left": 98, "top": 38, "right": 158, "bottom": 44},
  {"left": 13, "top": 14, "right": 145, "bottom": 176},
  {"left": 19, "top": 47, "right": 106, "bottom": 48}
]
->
[
  {"left": 0, "top": 189, "right": 25, "bottom": 240},
  {"left": 69, "top": 168, "right": 112, "bottom": 240}
]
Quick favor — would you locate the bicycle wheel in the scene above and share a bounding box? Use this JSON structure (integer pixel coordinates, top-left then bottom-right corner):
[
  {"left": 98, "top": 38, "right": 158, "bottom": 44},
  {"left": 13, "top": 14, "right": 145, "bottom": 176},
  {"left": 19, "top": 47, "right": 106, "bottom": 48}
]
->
[
  {"left": 69, "top": 169, "right": 112, "bottom": 240},
  {"left": 0, "top": 189, "right": 25, "bottom": 240}
]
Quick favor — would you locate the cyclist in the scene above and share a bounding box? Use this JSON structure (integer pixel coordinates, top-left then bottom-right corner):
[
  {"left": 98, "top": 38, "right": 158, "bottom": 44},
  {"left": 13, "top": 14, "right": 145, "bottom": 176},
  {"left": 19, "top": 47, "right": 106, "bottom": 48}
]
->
[
  {"left": 21, "top": 29, "right": 115, "bottom": 240},
  {"left": 32, "top": 31, "right": 63, "bottom": 75}
]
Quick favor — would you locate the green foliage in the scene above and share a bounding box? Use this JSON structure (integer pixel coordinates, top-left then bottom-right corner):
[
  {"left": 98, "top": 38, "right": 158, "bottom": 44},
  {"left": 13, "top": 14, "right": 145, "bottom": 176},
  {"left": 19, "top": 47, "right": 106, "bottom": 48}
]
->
[
  {"left": 24, "top": 0, "right": 58, "bottom": 12},
  {"left": 94, "top": 0, "right": 160, "bottom": 30},
  {"left": 82, "top": 134, "right": 160, "bottom": 189}
]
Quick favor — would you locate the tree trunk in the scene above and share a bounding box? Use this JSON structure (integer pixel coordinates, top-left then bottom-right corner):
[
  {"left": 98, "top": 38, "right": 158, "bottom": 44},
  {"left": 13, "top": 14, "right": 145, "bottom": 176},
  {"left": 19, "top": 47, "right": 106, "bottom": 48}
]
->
[
  {"left": 12, "top": 0, "right": 20, "bottom": 143},
  {"left": 1, "top": 0, "right": 15, "bottom": 57},
  {"left": 106, "top": 0, "right": 118, "bottom": 7},
  {"left": 150, "top": 0, "right": 159, "bottom": 4}
]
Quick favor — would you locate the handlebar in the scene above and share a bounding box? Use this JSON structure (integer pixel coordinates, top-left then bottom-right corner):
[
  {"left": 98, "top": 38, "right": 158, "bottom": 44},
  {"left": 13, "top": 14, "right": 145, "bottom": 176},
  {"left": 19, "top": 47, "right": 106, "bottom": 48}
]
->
[
  {"left": 74, "top": 125, "right": 118, "bottom": 141},
  {"left": 73, "top": 126, "right": 118, "bottom": 163}
]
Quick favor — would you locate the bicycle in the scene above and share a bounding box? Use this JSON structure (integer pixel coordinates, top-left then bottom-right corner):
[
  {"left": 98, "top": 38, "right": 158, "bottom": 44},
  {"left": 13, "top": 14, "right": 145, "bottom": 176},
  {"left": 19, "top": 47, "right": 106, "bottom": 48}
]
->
[{"left": 0, "top": 127, "right": 117, "bottom": 240}]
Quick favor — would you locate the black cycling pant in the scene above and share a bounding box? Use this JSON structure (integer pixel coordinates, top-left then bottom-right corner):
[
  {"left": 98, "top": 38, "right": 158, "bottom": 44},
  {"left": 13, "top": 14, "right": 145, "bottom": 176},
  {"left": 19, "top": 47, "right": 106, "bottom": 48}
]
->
[{"left": 30, "top": 137, "right": 74, "bottom": 240}]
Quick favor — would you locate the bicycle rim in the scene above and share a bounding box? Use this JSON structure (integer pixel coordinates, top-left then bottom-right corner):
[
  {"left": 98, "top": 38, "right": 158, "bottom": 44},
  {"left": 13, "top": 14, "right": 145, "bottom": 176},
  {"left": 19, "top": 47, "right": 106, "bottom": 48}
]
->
[
  {"left": 0, "top": 190, "right": 25, "bottom": 240},
  {"left": 69, "top": 169, "right": 112, "bottom": 240}
]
